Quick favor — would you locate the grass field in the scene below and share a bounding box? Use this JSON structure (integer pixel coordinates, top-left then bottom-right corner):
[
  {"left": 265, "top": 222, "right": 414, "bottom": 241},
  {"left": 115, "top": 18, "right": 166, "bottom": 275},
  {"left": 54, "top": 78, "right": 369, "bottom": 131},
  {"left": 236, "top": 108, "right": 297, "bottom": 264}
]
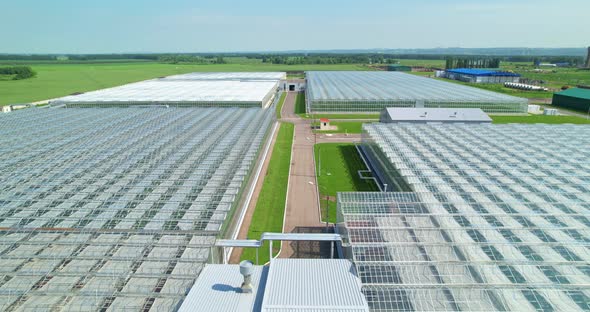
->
[
  {"left": 0, "top": 62, "right": 368, "bottom": 106},
  {"left": 491, "top": 115, "right": 590, "bottom": 124},
  {"left": 315, "top": 143, "right": 378, "bottom": 223},
  {"left": 299, "top": 113, "right": 380, "bottom": 119},
  {"left": 397, "top": 59, "right": 445, "bottom": 68},
  {"left": 313, "top": 121, "right": 370, "bottom": 134},
  {"left": 294, "top": 92, "right": 306, "bottom": 114},
  {"left": 408, "top": 61, "right": 590, "bottom": 100},
  {"left": 241, "top": 122, "right": 294, "bottom": 264},
  {"left": 436, "top": 78, "right": 554, "bottom": 99},
  {"left": 275, "top": 92, "right": 287, "bottom": 119}
]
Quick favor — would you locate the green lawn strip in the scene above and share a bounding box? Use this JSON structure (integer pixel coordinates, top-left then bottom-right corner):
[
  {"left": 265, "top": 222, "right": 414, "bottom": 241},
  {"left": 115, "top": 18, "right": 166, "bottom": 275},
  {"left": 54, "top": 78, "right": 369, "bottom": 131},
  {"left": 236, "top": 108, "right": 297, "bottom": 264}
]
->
[
  {"left": 241, "top": 122, "right": 294, "bottom": 264},
  {"left": 315, "top": 143, "right": 379, "bottom": 223},
  {"left": 491, "top": 115, "right": 590, "bottom": 124},
  {"left": 312, "top": 121, "right": 369, "bottom": 134},
  {"left": 294, "top": 92, "right": 306, "bottom": 114},
  {"left": 275, "top": 92, "right": 287, "bottom": 119},
  {"left": 299, "top": 113, "right": 380, "bottom": 120}
]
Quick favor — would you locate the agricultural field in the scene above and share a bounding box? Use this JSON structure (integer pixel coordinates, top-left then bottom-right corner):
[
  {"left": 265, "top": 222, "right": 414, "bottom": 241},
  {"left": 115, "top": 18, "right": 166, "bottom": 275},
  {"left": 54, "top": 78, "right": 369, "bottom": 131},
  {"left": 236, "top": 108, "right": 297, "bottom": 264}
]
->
[
  {"left": 241, "top": 122, "right": 294, "bottom": 264},
  {"left": 441, "top": 79, "right": 554, "bottom": 99},
  {"left": 0, "top": 61, "right": 368, "bottom": 106},
  {"left": 315, "top": 143, "right": 378, "bottom": 223},
  {"left": 407, "top": 61, "right": 590, "bottom": 100},
  {"left": 397, "top": 59, "right": 445, "bottom": 68}
]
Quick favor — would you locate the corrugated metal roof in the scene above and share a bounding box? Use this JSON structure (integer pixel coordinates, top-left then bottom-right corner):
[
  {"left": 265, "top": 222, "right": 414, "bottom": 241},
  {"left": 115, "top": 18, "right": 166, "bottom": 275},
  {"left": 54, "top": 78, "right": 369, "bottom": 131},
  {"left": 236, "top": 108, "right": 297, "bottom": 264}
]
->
[
  {"left": 446, "top": 68, "right": 521, "bottom": 77},
  {"left": 261, "top": 259, "right": 369, "bottom": 312},
  {"left": 555, "top": 87, "right": 590, "bottom": 100},
  {"left": 179, "top": 264, "right": 268, "bottom": 312},
  {"left": 382, "top": 107, "right": 492, "bottom": 123}
]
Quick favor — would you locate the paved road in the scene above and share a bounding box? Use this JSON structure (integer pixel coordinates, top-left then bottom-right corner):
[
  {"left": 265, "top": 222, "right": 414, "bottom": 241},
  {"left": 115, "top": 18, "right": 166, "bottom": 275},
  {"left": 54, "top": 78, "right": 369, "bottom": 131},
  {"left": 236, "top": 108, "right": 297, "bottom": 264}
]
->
[
  {"left": 278, "top": 92, "right": 324, "bottom": 258},
  {"left": 230, "top": 92, "right": 362, "bottom": 260},
  {"left": 538, "top": 104, "right": 590, "bottom": 118},
  {"left": 316, "top": 133, "right": 362, "bottom": 143},
  {"left": 277, "top": 92, "right": 363, "bottom": 258}
]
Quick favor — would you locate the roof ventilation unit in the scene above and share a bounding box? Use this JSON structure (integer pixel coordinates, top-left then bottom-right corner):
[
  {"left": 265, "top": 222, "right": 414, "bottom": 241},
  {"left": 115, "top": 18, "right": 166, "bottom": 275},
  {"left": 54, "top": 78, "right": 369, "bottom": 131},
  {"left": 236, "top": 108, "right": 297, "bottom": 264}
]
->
[{"left": 239, "top": 260, "right": 254, "bottom": 293}]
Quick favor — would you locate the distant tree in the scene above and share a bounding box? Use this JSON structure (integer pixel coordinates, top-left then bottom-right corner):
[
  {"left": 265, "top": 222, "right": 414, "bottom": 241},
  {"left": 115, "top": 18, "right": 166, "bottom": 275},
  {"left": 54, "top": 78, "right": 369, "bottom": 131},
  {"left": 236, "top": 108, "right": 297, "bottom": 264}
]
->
[{"left": 0, "top": 66, "right": 36, "bottom": 80}]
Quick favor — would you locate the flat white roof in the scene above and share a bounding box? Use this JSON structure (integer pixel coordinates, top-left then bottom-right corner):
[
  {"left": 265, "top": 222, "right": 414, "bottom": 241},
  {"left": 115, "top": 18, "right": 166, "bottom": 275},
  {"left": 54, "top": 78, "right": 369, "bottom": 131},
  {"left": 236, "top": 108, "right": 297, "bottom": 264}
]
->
[
  {"left": 51, "top": 72, "right": 285, "bottom": 105},
  {"left": 179, "top": 264, "right": 267, "bottom": 312},
  {"left": 179, "top": 259, "right": 368, "bottom": 312}
]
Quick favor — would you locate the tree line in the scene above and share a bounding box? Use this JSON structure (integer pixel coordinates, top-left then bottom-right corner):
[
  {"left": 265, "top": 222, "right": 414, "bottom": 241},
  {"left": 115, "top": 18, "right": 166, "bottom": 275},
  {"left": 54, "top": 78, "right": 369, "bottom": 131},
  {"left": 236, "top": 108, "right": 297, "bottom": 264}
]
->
[
  {"left": 0, "top": 53, "right": 584, "bottom": 66},
  {"left": 0, "top": 66, "right": 36, "bottom": 80},
  {"left": 157, "top": 55, "right": 226, "bottom": 64},
  {"left": 261, "top": 54, "right": 397, "bottom": 65},
  {"left": 445, "top": 58, "right": 501, "bottom": 69}
]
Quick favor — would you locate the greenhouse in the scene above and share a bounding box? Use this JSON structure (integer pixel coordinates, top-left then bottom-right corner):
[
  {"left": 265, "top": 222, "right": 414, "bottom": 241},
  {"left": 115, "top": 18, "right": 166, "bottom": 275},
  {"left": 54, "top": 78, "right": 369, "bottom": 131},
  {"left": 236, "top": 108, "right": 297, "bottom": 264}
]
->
[
  {"left": 0, "top": 106, "right": 274, "bottom": 311},
  {"left": 342, "top": 123, "right": 590, "bottom": 311},
  {"left": 305, "top": 71, "right": 528, "bottom": 113},
  {"left": 50, "top": 72, "right": 284, "bottom": 108}
]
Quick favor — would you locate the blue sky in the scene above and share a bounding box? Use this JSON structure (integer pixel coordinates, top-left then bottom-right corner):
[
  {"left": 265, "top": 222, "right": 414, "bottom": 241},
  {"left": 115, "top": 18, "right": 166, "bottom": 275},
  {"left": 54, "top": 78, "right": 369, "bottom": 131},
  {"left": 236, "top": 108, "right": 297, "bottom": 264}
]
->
[{"left": 2, "top": 0, "right": 589, "bottom": 53}]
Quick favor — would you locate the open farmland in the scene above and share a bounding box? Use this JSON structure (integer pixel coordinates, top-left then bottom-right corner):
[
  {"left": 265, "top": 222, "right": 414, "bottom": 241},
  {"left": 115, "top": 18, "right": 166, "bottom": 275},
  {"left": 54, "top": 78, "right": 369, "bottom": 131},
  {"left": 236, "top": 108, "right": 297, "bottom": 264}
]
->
[
  {"left": 0, "top": 62, "right": 369, "bottom": 105},
  {"left": 408, "top": 61, "right": 590, "bottom": 100}
]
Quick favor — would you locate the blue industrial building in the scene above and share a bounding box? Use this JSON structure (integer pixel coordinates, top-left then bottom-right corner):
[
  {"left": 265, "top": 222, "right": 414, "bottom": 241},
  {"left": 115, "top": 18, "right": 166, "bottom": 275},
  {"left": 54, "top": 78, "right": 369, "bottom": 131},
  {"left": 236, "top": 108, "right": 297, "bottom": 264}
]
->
[{"left": 442, "top": 68, "right": 521, "bottom": 83}]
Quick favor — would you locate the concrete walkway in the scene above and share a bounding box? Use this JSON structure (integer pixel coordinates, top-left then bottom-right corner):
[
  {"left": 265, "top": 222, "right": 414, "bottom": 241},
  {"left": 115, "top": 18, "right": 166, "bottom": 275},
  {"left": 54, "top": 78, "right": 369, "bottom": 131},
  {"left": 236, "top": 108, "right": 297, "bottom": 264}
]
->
[
  {"left": 278, "top": 92, "right": 363, "bottom": 258},
  {"left": 230, "top": 91, "right": 363, "bottom": 260},
  {"left": 278, "top": 93, "right": 324, "bottom": 258}
]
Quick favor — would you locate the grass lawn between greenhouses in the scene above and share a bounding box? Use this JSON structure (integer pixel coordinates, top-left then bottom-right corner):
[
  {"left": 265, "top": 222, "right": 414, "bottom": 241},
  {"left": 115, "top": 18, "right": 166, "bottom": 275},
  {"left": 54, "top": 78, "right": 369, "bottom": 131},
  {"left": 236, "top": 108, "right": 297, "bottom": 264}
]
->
[
  {"left": 294, "top": 92, "right": 306, "bottom": 114},
  {"left": 275, "top": 92, "right": 287, "bottom": 119},
  {"left": 312, "top": 121, "right": 370, "bottom": 134},
  {"left": 491, "top": 115, "right": 590, "bottom": 124},
  {"left": 299, "top": 113, "right": 380, "bottom": 120},
  {"left": 241, "top": 122, "right": 294, "bottom": 264},
  {"left": 315, "top": 143, "right": 379, "bottom": 223}
]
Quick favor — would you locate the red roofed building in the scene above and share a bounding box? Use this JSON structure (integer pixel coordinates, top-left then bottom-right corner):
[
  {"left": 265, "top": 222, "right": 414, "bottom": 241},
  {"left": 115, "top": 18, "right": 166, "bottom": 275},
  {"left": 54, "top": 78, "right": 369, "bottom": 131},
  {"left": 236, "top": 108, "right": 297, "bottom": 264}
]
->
[{"left": 319, "top": 118, "right": 330, "bottom": 130}]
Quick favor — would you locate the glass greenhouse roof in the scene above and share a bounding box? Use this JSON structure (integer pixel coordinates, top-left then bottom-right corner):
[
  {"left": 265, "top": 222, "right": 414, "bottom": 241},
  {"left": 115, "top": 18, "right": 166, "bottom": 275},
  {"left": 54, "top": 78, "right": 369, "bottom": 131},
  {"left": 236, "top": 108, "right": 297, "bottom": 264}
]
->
[
  {"left": 307, "top": 71, "right": 527, "bottom": 102},
  {"left": 50, "top": 72, "right": 284, "bottom": 107},
  {"left": 0, "top": 106, "right": 273, "bottom": 311},
  {"left": 305, "top": 71, "right": 528, "bottom": 113},
  {"left": 339, "top": 123, "right": 590, "bottom": 311}
]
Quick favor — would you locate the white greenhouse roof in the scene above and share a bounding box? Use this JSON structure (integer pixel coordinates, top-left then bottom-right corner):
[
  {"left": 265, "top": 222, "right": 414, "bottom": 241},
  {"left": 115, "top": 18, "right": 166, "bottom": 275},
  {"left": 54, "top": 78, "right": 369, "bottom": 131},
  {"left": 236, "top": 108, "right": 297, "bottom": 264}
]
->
[
  {"left": 346, "top": 123, "right": 590, "bottom": 311},
  {"left": 50, "top": 72, "right": 285, "bottom": 106},
  {"left": 307, "top": 71, "right": 527, "bottom": 103},
  {"left": 0, "top": 106, "right": 274, "bottom": 311}
]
